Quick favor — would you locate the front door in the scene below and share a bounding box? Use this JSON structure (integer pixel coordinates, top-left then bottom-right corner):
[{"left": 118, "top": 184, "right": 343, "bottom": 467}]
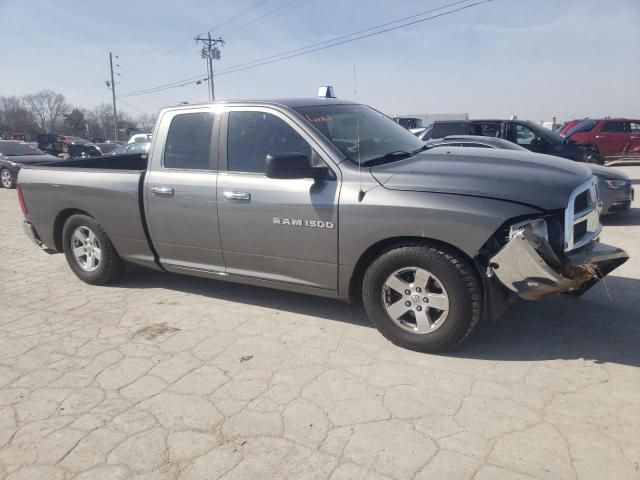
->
[
  {"left": 217, "top": 108, "right": 339, "bottom": 290},
  {"left": 145, "top": 108, "right": 225, "bottom": 273},
  {"left": 508, "top": 123, "right": 547, "bottom": 153}
]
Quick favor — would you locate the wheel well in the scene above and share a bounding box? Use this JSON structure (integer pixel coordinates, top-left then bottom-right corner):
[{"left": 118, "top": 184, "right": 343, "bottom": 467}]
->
[
  {"left": 53, "top": 209, "right": 93, "bottom": 252},
  {"left": 347, "top": 236, "right": 480, "bottom": 303}
]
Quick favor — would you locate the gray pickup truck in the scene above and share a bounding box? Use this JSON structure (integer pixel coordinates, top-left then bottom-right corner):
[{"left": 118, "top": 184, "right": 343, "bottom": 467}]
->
[{"left": 17, "top": 98, "right": 628, "bottom": 352}]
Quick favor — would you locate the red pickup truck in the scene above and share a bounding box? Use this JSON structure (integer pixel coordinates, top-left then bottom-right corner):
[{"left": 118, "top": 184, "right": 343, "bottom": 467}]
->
[{"left": 564, "top": 118, "right": 640, "bottom": 163}]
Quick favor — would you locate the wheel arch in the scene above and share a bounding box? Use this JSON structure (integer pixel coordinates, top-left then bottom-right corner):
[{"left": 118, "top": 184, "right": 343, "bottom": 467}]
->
[
  {"left": 53, "top": 208, "right": 95, "bottom": 252},
  {"left": 346, "top": 236, "right": 482, "bottom": 303}
]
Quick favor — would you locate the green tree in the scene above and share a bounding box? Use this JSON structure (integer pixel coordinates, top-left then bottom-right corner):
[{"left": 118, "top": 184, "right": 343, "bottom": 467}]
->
[{"left": 62, "top": 108, "right": 87, "bottom": 137}]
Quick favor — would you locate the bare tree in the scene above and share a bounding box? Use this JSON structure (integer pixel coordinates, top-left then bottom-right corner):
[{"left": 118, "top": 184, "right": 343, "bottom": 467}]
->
[
  {"left": 136, "top": 113, "right": 157, "bottom": 132},
  {"left": 23, "top": 90, "right": 70, "bottom": 132},
  {"left": 0, "top": 96, "right": 38, "bottom": 136}
]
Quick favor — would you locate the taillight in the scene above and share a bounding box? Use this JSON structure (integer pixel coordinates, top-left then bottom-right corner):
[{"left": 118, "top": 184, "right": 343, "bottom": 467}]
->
[{"left": 16, "top": 184, "right": 28, "bottom": 216}]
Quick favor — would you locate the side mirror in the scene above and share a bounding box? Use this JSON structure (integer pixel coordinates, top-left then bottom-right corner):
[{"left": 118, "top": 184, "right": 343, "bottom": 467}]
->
[{"left": 265, "top": 153, "right": 328, "bottom": 180}]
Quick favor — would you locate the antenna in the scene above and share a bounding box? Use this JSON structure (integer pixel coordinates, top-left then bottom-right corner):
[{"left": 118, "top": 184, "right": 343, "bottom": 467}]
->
[{"left": 354, "top": 65, "right": 365, "bottom": 202}]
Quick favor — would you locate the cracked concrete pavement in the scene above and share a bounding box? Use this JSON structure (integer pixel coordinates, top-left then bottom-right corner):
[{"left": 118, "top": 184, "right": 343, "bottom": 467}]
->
[{"left": 1, "top": 166, "right": 639, "bottom": 479}]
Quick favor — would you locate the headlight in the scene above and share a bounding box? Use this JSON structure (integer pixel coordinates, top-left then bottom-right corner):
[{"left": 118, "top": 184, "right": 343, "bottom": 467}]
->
[
  {"left": 604, "top": 179, "right": 628, "bottom": 190},
  {"left": 8, "top": 161, "right": 19, "bottom": 167},
  {"left": 509, "top": 217, "right": 548, "bottom": 241}
]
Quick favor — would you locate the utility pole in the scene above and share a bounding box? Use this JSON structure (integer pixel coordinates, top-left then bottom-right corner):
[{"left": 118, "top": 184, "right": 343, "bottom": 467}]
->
[
  {"left": 108, "top": 52, "right": 118, "bottom": 140},
  {"left": 195, "top": 33, "right": 224, "bottom": 102}
]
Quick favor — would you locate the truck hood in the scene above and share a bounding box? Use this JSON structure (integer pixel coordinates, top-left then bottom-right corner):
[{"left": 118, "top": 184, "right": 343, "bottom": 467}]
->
[{"left": 370, "top": 147, "right": 593, "bottom": 210}]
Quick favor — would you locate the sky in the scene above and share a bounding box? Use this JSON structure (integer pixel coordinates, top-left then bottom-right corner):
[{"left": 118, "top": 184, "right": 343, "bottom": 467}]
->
[{"left": 1, "top": 0, "right": 639, "bottom": 122}]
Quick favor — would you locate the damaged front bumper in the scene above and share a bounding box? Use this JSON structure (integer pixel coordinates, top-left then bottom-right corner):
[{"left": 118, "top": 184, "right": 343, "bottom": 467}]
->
[{"left": 489, "top": 224, "right": 628, "bottom": 301}]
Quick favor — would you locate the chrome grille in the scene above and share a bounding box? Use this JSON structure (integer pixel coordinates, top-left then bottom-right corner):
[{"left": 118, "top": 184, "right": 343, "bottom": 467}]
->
[{"left": 564, "top": 176, "right": 601, "bottom": 252}]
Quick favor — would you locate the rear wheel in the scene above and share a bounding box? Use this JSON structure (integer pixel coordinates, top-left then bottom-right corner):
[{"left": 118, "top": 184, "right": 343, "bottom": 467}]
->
[
  {"left": 62, "top": 214, "right": 124, "bottom": 285},
  {"left": 362, "top": 243, "right": 482, "bottom": 353},
  {"left": 1, "top": 169, "right": 15, "bottom": 189}
]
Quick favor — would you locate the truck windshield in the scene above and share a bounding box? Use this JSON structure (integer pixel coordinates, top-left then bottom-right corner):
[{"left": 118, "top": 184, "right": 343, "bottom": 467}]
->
[{"left": 294, "top": 104, "right": 425, "bottom": 165}]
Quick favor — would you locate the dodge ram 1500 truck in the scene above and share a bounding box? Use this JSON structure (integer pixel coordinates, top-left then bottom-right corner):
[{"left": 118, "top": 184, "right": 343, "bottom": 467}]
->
[{"left": 17, "top": 98, "right": 629, "bottom": 352}]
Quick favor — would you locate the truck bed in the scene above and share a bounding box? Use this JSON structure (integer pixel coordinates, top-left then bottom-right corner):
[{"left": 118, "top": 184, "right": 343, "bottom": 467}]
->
[
  {"left": 18, "top": 153, "right": 158, "bottom": 269},
  {"left": 42, "top": 153, "right": 148, "bottom": 171}
]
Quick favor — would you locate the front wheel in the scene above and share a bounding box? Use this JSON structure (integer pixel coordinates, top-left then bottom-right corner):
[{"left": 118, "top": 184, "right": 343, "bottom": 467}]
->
[
  {"left": 362, "top": 244, "right": 482, "bottom": 353},
  {"left": 62, "top": 214, "right": 125, "bottom": 285},
  {"left": 1, "top": 169, "right": 15, "bottom": 189}
]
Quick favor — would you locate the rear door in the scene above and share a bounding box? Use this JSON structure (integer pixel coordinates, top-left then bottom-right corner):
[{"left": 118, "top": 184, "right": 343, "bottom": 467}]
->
[
  {"left": 627, "top": 121, "right": 640, "bottom": 157},
  {"left": 216, "top": 107, "right": 339, "bottom": 290},
  {"left": 144, "top": 107, "right": 224, "bottom": 273},
  {"left": 595, "top": 121, "right": 630, "bottom": 157}
]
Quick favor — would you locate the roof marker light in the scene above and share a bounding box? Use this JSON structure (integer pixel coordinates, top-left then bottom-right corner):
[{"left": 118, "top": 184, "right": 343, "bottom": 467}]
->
[{"left": 317, "top": 86, "right": 336, "bottom": 98}]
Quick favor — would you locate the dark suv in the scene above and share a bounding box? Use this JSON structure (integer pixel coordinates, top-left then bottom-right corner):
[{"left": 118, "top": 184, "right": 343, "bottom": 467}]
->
[{"left": 420, "top": 120, "right": 602, "bottom": 164}]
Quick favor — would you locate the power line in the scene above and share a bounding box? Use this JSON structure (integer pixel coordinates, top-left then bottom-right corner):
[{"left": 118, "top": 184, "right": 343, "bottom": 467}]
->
[
  {"left": 222, "top": 0, "right": 307, "bottom": 39},
  {"left": 215, "top": 0, "right": 477, "bottom": 74},
  {"left": 119, "top": 0, "right": 492, "bottom": 98},
  {"left": 205, "top": 0, "right": 272, "bottom": 35},
  {"left": 127, "top": 0, "right": 272, "bottom": 67},
  {"left": 117, "top": 61, "right": 174, "bottom": 106},
  {"left": 118, "top": 97, "right": 148, "bottom": 115},
  {"left": 216, "top": 0, "right": 493, "bottom": 78},
  {"left": 119, "top": 74, "right": 209, "bottom": 98}
]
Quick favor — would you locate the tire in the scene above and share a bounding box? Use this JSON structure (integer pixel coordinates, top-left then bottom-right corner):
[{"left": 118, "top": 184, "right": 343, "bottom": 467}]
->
[
  {"left": 1, "top": 169, "right": 15, "bottom": 189},
  {"left": 362, "top": 243, "right": 482, "bottom": 353},
  {"left": 62, "top": 214, "right": 125, "bottom": 285}
]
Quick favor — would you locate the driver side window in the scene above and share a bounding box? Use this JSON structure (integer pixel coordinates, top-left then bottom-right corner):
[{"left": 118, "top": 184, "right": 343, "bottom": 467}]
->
[
  {"left": 513, "top": 124, "right": 538, "bottom": 146},
  {"left": 227, "top": 111, "right": 312, "bottom": 174}
]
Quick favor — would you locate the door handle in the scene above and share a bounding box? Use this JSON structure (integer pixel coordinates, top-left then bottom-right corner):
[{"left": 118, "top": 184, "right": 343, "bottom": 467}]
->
[
  {"left": 223, "top": 191, "right": 251, "bottom": 201},
  {"left": 150, "top": 186, "right": 174, "bottom": 196}
]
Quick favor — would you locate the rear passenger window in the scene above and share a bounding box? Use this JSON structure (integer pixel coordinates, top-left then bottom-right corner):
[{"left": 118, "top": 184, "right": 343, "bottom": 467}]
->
[
  {"left": 601, "top": 121, "right": 628, "bottom": 133},
  {"left": 431, "top": 122, "right": 470, "bottom": 139},
  {"left": 480, "top": 124, "right": 501, "bottom": 137},
  {"left": 227, "top": 111, "right": 311, "bottom": 174},
  {"left": 164, "top": 112, "right": 215, "bottom": 170}
]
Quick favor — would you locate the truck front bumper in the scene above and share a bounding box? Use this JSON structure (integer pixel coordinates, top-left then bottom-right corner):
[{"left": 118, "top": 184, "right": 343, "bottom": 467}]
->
[{"left": 489, "top": 228, "right": 628, "bottom": 301}]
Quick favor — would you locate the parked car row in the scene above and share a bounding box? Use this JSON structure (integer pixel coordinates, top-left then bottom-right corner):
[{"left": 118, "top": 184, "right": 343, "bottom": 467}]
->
[
  {"left": 35, "top": 133, "right": 151, "bottom": 159},
  {"left": 0, "top": 141, "right": 58, "bottom": 189},
  {"left": 417, "top": 119, "right": 603, "bottom": 164},
  {"left": 409, "top": 115, "right": 635, "bottom": 216},
  {"left": 0, "top": 137, "right": 151, "bottom": 189}
]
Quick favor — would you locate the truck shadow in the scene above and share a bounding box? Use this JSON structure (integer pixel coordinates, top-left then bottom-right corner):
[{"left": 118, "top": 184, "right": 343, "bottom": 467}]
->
[
  {"left": 456, "top": 275, "right": 640, "bottom": 367},
  {"left": 601, "top": 208, "right": 640, "bottom": 226},
  {"left": 119, "top": 266, "right": 370, "bottom": 328},
  {"left": 119, "top": 267, "right": 639, "bottom": 366}
]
